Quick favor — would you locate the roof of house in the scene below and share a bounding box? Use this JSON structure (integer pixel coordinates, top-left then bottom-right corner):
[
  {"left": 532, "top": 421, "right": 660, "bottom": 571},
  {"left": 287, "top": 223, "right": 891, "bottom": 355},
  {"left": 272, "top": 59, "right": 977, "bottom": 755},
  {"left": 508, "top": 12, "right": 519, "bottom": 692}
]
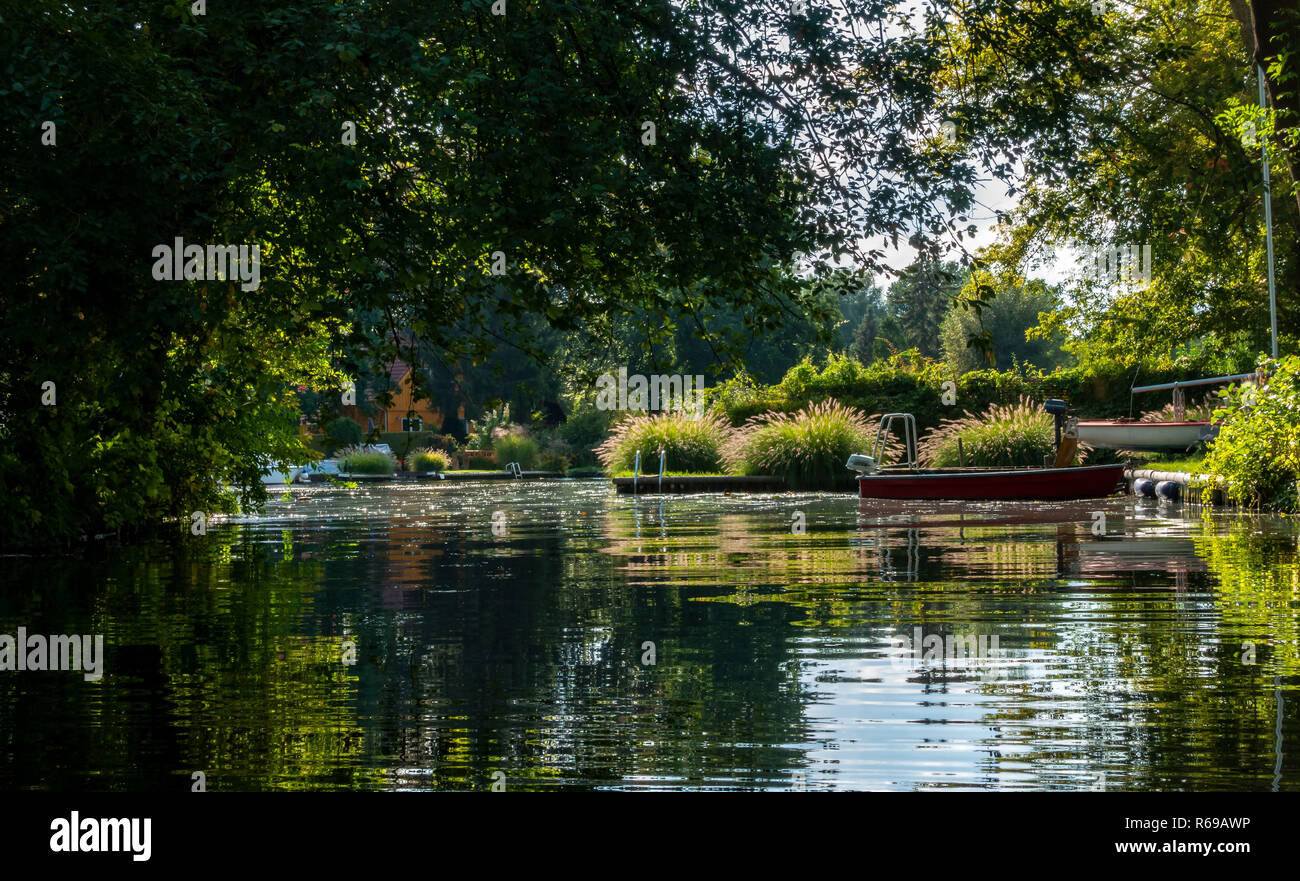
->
[{"left": 360, "top": 359, "right": 415, "bottom": 410}]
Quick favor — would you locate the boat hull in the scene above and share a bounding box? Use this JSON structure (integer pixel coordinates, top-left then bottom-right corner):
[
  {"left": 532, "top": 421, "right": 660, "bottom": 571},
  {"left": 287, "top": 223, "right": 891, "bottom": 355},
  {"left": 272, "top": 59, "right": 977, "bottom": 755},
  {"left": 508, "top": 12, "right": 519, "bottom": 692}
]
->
[
  {"left": 856, "top": 463, "right": 1126, "bottom": 500},
  {"left": 1074, "top": 421, "right": 1215, "bottom": 450}
]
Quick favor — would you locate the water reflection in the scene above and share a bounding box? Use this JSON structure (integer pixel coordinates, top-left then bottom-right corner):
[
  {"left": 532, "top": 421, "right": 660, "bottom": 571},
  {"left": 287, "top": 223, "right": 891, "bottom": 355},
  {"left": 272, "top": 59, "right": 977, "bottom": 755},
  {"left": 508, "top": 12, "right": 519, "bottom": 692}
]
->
[{"left": 0, "top": 482, "right": 1295, "bottom": 790}]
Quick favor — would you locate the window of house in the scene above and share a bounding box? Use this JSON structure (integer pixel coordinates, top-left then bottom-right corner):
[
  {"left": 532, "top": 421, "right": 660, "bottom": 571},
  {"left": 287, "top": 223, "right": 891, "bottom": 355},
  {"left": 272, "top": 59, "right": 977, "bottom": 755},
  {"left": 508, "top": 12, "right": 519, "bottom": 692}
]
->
[{"left": 402, "top": 416, "right": 422, "bottom": 432}]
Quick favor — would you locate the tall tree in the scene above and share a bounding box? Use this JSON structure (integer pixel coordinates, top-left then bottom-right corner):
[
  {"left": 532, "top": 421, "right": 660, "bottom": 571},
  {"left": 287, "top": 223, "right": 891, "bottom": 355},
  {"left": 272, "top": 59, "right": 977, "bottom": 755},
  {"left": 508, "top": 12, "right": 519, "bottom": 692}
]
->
[{"left": 886, "top": 258, "right": 964, "bottom": 358}]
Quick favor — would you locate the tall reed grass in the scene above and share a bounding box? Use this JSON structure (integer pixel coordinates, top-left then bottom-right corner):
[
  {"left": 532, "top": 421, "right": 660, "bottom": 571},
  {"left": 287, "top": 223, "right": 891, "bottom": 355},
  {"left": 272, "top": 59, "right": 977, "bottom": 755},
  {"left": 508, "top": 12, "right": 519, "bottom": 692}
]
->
[
  {"left": 493, "top": 432, "right": 539, "bottom": 469},
  {"left": 595, "top": 412, "right": 728, "bottom": 473},
  {"left": 918, "top": 397, "right": 1058, "bottom": 467},
  {"left": 409, "top": 450, "right": 450, "bottom": 472},
  {"left": 337, "top": 445, "right": 397, "bottom": 475},
  {"left": 723, "top": 399, "right": 874, "bottom": 488}
]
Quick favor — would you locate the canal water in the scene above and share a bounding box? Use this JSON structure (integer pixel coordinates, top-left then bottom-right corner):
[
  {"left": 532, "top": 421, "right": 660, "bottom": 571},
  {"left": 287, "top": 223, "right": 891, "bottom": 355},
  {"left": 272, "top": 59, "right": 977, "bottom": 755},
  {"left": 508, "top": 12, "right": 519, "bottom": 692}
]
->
[{"left": 2, "top": 481, "right": 1296, "bottom": 791}]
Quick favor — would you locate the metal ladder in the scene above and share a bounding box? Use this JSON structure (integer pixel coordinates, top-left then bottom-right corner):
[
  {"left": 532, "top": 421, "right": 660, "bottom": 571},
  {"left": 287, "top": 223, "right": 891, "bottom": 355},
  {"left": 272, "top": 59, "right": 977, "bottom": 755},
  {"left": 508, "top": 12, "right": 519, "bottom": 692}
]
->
[
  {"left": 872, "top": 413, "right": 919, "bottom": 469},
  {"left": 631, "top": 449, "right": 667, "bottom": 494}
]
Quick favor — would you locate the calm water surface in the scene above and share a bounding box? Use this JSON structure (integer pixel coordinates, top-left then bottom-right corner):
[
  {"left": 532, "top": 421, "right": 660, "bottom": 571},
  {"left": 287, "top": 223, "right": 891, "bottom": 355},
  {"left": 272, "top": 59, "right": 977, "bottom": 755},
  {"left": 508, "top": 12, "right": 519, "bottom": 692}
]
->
[{"left": 2, "top": 480, "right": 1297, "bottom": 791}]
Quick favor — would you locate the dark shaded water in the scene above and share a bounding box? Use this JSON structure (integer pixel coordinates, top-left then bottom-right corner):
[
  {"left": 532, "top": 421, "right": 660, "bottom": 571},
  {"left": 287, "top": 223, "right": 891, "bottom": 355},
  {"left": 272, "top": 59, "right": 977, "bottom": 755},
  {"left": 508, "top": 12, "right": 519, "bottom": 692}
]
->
[{"left": 2, "top": 480, "right": 1297, "bottom": 791}]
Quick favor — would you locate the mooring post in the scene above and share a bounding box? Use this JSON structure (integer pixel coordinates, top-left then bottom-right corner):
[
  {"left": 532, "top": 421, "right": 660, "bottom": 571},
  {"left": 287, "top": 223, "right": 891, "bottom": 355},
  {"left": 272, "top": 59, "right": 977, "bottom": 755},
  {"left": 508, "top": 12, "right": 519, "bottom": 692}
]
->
[
  {"left": 658, "top": 449, "right": 666, "bottom": 493},
  {"left": 633, "top": 450, "right": 640, "bottom": 496}
]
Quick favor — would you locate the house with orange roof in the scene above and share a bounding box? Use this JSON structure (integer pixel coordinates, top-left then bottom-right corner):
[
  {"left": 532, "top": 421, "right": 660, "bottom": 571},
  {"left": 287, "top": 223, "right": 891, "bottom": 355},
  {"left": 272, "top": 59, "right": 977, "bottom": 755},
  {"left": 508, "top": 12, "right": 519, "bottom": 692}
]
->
[{"left": 341, "top": 358, "right": 449, "bottom": 434}]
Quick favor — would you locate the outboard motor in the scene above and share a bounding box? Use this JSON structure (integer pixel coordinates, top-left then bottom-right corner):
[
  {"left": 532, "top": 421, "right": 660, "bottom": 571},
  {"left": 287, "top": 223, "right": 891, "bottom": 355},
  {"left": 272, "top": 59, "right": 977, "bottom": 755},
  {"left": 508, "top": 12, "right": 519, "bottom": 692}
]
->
[
  {"left": 846, "top": 453, "right": 878, "bottom": 476},
  {"left": 1043, "top": 398, "right": 1068, "bottom": 447}
]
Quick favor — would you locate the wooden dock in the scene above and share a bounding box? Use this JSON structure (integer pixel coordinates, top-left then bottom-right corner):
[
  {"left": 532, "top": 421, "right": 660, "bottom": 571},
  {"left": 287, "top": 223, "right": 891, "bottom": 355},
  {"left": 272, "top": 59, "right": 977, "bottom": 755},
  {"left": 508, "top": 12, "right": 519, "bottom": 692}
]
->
[
  {"left": 431, "top": 470, "right": 565, "bottom": 481},
  {"left": 613, "top": 475, "right": 785, "bottom": 494}
]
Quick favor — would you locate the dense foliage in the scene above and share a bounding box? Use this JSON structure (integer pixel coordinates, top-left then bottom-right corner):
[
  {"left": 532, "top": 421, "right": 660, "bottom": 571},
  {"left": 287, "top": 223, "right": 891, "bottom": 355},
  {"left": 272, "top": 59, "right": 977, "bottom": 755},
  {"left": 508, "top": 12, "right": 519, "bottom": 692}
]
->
[
  {"left": 327, "top": 418, "right": 365, "bottom": 449},
  {"left": 1202, "top": 356, "right": 1300, "bottom": 506},
  {"left": 708, "top": 347, "right": 1251, "bottom": 435}
]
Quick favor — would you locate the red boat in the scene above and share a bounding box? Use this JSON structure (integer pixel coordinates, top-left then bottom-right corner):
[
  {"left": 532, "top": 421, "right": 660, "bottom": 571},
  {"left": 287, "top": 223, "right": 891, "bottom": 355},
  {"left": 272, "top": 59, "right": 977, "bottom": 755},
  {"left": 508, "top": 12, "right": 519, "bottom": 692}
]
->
[
  {"left": 847, "top": 411, "right": 1125, "bottom": 501},
  {"left": 854, "top": 463, "right": 1126, "bottom": 500}
]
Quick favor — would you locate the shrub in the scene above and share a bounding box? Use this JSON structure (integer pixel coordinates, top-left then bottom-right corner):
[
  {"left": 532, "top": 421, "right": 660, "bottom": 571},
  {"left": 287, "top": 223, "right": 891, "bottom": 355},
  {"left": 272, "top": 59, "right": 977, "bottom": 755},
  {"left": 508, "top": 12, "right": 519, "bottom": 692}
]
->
[
  {"left": 556, "top": 405, "right": 614, "bottom": 466},
  {"left": 595, "top": 411, "right": 728, "bottom": 473},
  {"left": 1202, "top": 357, "right": 1300, "bottom": 507},
  {"left": 536, "top": 436, "right": 574, "bottom": 473},
  {"left": 919, "top": 397, "right": 1057, "bottom": 467},
  {"left": 723, "top": 399, "right": 874, "bottom": 488},
  {"left": 470, "top": 404, "right": 511, "bottom": 449},
  {"left": 719, "top": 353, "right": 947, "bottom": 430},
  {"left": 326, "top": 416, "right": 364, "bottom": 449},
  {"left": 337, "top": 445, "right": 397, "bottom": 475},
  {"left": 375, "top": 431, "right": 458, "bottom": 460},
  {"left": 409, "top": 450, "right": 450, "bottom": 472},
  {"left": 538, "top": 451, "right": 570, "bottom": 473},
  {"left": 493, "top": 432, "right": 539, "bottom": 469}
]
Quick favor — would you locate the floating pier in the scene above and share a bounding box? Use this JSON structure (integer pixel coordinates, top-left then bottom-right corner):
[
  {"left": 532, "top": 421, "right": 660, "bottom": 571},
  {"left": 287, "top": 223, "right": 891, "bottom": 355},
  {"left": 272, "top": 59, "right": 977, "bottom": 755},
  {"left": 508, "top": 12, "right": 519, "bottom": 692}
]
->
[
  {"left": 431, "top": 470, "right": 565, "bottom": 481},
  {"left": 611, "top": 475, "right": 859, "bottom": 494},
  {"left": 613, "top": 475, "right": 786, "bottom": 494},
  {"left": 303, "top": 470, "right": 567, "bottom": 483}
]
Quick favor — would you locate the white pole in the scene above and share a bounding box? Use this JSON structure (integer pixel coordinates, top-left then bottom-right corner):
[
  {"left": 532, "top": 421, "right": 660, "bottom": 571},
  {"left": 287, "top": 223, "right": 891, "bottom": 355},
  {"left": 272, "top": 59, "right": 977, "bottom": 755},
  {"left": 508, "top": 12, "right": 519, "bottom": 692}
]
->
[{"left": 1259, "top": 64, "right": 1279, "bottom": 358}]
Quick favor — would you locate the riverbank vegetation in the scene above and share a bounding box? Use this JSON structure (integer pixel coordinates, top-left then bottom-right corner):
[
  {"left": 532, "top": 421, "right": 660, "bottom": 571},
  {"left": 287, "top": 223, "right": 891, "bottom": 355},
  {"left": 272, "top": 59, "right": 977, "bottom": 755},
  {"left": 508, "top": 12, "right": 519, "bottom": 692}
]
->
[{"left": 1202, "top": 356, "right": 1300, "bottom": 508}]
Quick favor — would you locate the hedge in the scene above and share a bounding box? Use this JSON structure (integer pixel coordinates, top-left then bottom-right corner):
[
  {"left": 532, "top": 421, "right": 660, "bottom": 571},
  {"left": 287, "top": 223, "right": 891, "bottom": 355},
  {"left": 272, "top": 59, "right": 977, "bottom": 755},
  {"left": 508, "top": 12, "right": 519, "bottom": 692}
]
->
[{"left": 709, "top": 351, "right": 1256, "bottom": 435}]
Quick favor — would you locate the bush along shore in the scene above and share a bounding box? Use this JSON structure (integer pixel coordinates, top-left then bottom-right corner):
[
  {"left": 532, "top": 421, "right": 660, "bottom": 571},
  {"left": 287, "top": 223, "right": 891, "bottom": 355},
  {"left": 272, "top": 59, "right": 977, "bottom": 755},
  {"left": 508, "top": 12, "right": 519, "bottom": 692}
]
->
[{"left": 594, "top": 354, "right": 1300, "bottom": 508}]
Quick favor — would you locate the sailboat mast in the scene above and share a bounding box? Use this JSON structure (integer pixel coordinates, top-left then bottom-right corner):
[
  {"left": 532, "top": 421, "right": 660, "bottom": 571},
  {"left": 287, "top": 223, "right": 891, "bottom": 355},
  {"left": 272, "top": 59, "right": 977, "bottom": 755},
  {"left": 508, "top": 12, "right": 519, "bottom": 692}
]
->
[{"left": 1258, "top": 64, "right": 1279, "bottom": 358}]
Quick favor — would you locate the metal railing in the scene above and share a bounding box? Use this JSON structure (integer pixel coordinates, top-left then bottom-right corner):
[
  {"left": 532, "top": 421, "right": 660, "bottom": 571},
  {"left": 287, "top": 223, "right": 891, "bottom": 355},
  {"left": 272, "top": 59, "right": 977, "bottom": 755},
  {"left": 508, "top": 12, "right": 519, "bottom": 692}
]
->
[
  {"left": 1131, "top": 373, "right": 1258, "bottom": 394},
  {"left": 872, "top": 413, "right": 919, "bottom": 469}
]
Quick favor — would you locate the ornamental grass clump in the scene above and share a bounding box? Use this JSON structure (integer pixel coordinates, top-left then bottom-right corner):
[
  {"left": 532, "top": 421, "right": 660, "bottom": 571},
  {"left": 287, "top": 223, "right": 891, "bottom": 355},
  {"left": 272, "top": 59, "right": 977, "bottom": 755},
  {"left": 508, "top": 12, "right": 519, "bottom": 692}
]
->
[
  {"left": 493, "top": 431, "right": 539, "bottom": 469},
  {"left": 723, "top": 399, "right": 874, "bottom": 488},
  {"left": 337, "top": 445, "right": 397, "bottom": 475},
  {"left": 595, "top": 411, "right": 728, "bottom": 473},
  {"left": 409, "top": 450, "right": 450, "bottom": 472},
  {"left": 919, "top": 397, "right": 1056, "bottom": 467}
]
